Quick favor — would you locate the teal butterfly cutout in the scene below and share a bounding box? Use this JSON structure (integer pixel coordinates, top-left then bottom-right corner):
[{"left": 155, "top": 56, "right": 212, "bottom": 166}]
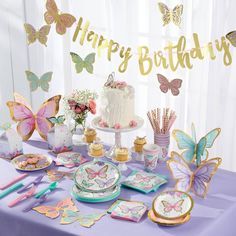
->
[
  {"left": 61, "top": 209, "right": 105, "bottom": 228},
  {"left": 47, "top": 115, "right": 65, "bottom": 125},
  {"left": 25, "top": 71, "right": 53, "bottom": 92},
  {"left": 172, "top": 123, "right": 221, "bottom": 166},
  {"left": 70, "top": 52, "right": 96, "bottom": 74},
  {"left": 0, "top": 123, "right": 11, "bottom": 131}
]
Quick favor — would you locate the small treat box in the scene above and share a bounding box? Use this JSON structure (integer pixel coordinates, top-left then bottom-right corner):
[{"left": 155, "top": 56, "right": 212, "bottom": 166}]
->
[
  {"left": 47, "top": 124, "right": 73, "bottom": 154},
  {"left": 0, "top": 128, "right": 23, "bottom": 159}
]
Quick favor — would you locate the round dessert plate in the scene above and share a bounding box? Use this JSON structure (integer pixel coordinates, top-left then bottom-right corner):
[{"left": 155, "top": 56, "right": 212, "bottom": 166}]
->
[
  {"left": 74, "top": 160, "right": 121, "bottom": 193},
  {"left": 72, "top": 184, "right": 121, "bottom": 203},
  {"left": 87, "top": 149, "right": 106, "bottom": 158},
  {"left": 11, "top": 154, "right": 52, "bottom": 171},
  {"left": 152, "top": 190, "right": 194, "bottom": 220},
  {"left": 92, "top": 116, "right": 144, "bottom": 133},
  {"left": 148, "top": 209, "right": 191, "bottom": 226}
]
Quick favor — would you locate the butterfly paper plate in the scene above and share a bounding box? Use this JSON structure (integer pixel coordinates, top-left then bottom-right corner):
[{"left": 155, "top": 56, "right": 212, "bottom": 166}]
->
[
  {"left": 152, "top": 190, "right": 194, "bottom": 220},
  {"left": 72, "top": 185, "right": 121, "bottom": 203},
  {"left": 74, "top": 160, "right": 121, "bottom": 193},
  {"left": 55, "top": 152, "right": 88, "bottom": 168},
  {"left": 121, "top": 170, "right": 167, "bottom": 194},
  {"left": 11, "top": 154, "right": 52, "bottom": 171}
]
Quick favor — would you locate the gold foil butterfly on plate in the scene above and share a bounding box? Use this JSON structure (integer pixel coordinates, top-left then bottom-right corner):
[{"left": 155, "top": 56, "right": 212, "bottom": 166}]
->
[
  {"left": 24, "top": 24, "right": 51, "bottom": 47},
  {"left": 158, "top": 2, "right": 183, "bottom": 27},
  {"left": 226, "top": 31, "right": 236, "bottom": 47}
]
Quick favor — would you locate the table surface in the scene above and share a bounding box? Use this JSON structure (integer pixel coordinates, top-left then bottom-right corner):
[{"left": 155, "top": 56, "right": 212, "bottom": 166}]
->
[{"left": 1, "top": 135, "right": 236, "bottom": 236}]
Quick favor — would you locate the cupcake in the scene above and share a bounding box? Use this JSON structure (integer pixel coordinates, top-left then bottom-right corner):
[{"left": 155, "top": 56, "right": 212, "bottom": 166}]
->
[
  {"left": 84, "top": 128, "right": 97, "bottom": 143},
  {"left": 89, "top": 143, "right": 104, "bottom": 157},
  {"left": 134, "top": 136, "right": 146, "bottom": 153},
  {"left": 115, "top": 147, "right": 129, "bottom": 161}
]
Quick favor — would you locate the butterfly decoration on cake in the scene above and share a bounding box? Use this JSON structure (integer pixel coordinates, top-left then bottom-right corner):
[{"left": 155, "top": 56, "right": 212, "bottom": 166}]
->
[
  {"left": 167, "top": 151, "right": 222, "bottom": 198},
  {"left": 61, "top": 210, "right": 106, "bottom": 228},
  {"left": 226, "top": 31, "right": 236, "bottom": 47},
  {"left": 7, "top": 93, "right": 61, "bottom": 141},
  {"left": 85, "top": 165, "right": 108, "bottom": 179},
  {"left": 172, "top": 123, "right": 221, "bottom": 166},
  {"left": 70, "top": 52, "right": 96, "bottom": 74},
  {"left": 25, "top": 71, "right": 53, "bottom": 92},
  {"left": 24, "top": 24, "right": 51, "bottom": 47},
  {"left": 33, "top": 197, "right": 78, "bottom": 219},
  {"left": 161, "top": 200, "right": 184, "bottom": 213},
  {"left": 158, "top": 2, "right": 183, "bottom": 27},
  {"left": 157, "top": 74, "right": 182, "bottom": 96},
  {"left": 44, "top": 0, "right": 76, "bottom": 35}
]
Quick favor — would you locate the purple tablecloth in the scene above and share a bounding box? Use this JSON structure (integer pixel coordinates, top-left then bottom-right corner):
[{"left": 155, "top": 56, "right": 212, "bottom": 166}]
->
[{"left": 1, "top": 136, "right": 236, "bottom": 236}]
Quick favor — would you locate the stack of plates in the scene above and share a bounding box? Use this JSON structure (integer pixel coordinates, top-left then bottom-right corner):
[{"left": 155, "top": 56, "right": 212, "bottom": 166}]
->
[
  {"left": 72, "top": 160, "right": 121, "bottom": 203},
  {"left": 148, "top": 190, "right": 194, "bottom": 226}
]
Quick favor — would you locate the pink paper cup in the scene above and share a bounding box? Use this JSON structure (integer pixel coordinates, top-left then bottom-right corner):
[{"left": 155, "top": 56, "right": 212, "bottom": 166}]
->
[{"left": 143, "top": 144, "right": 159, "bottom": 172}]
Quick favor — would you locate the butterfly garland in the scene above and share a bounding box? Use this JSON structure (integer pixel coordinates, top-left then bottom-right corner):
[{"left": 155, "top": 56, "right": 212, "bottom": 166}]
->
[
  {"left": 44, "top": 0, "right": 76, "bottom": 35},
  {"left": 24, "top": 24, "right": 51, "bottom": 47},
  {"left": 158, "top": 2, "right": 183, "bottom": 27},
  {"left": 70, "top": 52, "right": 96, "bottom": 74},
  {"left": 25, "top": 71, "right": 53, "bottom": 92},
  {"left": 33, "top": 197, "right": 105, "bottom": 228},
  {"left": 172, "top": 123, "right": 221, "bottom": 166},
  {"left": 157, "top": 74, "right": 182, "bottom": 96},
  {"left": 167, "top": 151, "right": 222, "bottom": 198},
  {"left": 226, "top": 31, "right": 236, "bottom": 47},
  {"left": 7, "top": 93, "right": 61, "bottom": 140}
]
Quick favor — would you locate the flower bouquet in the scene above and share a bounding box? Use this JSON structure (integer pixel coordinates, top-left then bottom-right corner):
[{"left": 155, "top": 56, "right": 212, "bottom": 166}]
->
[{"left": 64, "top": 90, "right": 98, "bottom": 132}]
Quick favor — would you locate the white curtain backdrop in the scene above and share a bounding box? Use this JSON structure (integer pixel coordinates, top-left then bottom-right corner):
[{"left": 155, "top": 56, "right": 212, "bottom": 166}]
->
[{"left": 1, "top": 0, "right": 236, "bottom": 171}]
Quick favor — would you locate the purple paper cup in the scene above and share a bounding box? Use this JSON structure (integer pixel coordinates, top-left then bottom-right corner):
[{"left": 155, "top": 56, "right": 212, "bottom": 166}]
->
[{"left": 143, "top": 144, "right": 159, "bottom": 172}]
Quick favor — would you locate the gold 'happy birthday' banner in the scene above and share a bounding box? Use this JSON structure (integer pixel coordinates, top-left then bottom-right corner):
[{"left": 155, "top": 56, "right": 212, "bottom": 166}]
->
[{"left": 72, "top": 17, "right": 232, "bottom": 75}]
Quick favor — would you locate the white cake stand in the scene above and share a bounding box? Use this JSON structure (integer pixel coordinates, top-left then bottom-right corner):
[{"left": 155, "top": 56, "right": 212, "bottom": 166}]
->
[{"left": 91, "top": 116, "right": 144, "bottom": 158}]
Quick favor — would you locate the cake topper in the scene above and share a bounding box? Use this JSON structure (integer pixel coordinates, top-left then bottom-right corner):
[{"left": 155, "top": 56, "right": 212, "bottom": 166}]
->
[{"left": 105, "top": 72, "right": 115, "bottom": 87}]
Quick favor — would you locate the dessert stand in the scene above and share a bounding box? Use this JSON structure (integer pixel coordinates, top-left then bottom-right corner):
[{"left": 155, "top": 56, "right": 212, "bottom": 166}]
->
[{"left": 91, "top": 116, "right": 144, "bottom": 159}]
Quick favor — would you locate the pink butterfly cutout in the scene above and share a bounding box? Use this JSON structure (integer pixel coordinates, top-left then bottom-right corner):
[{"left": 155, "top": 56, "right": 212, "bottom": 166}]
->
[
  {"left": 7, "top": 93, "right": 61, "bottom": 141},
  {"left": 161, "top": 200, "right": 184, "bottom": 213},
  {"left": 85, "top": 165, "right": 108, "bottom": 179},
  {"left": 167, "top": 151, "right": 222, "bottom": 198},
  {"left": 134, "top": 174, "right": 155, "bottom": 183},
  {"left": 157, "top": 73, "right": 182, "bottom": 96}
]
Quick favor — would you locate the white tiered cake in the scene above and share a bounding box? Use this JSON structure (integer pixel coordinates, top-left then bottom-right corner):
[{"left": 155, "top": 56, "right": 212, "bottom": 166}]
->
[{"left": 99, "top": 76, "right": 136, "bottom": 129}]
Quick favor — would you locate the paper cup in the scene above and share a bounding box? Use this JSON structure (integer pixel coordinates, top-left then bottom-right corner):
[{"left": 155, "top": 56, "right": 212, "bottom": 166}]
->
[{"left": 143, "top": 144, "right": 159, "bottom": 172}]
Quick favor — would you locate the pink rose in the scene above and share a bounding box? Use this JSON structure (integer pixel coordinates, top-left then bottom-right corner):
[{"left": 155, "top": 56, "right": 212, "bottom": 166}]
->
[
  {"left": 75, "top": 107, "right": 82, "bottom": 114},
  {"left": 99, "top": 120, "right": 108, "bottom": 128},
  {"left": 68, "top": 100, "right": 77, "bottom": 110},
  {"left": 114, "top": 123, "right": 121, "bottom": 129},
  {"left": 129, "top": 120, "right": 137, "bottom": 127},
  {"left": 116, "top": 81, "right": 127, "bottom": 89},
  {"left": 79, "top": 104, "right": 87, "bottom": 112},
  {"left": 89, "top": 100, "right": 96, "bottom": 115}
]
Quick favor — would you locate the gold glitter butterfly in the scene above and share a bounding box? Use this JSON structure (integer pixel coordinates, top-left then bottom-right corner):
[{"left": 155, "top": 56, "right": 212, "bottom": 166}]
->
[
  {"left": 226, "top": 31, "right": 236, "bottom": 47},
  {"left": 24, "top": 23, "right": 51, "bottom": 46},
  {"left": 158, "top": 2, "right": 183, "bottom": 27}
]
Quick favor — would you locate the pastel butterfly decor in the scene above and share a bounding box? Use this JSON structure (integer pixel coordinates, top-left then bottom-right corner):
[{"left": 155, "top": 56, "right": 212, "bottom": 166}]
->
[
  {"left": 95, "top": 178, "right": 116, "bottom": 188},
  {"left": 144, "top": 158, "right": 157, "bottom": 169},
  {"left": 133, "top": 174, "right": 156, "bottom": 183},
  {"left": 61, "top": 210, "right": 106, "bottom": 228},
  {"left": 161, "top": 200, "right": 184, "bottom": 213},
  {"left": 157, "top": 73, "right": 182, "bottom": 96},
  {"left": 167, "top": 151, "right": 222, "bottom": 198},
  {"left": 44, "top": 0, "right": 76, "bottom": 35},
  {"left": 46, "top": 170, "right": 74, "bottom": 182},
  {"left": 33, "top": 197, "right": 78, "bottom": 219},
  {"left": 70, "top": 52, "right": 96, "bottom": 74},
  {"left": 173, "top": 123, "right": 221, "bottom": 166},
  {"left": 118, "top": 205, "right": 145, "bottom": 215},
  {"left": 158, "top": 3, "right": 183, "bottom": 27},
  {"left": 24, "top": 23, "right": 51, "bottom": 46},
  {"left": 226, "top": 31, "right": 236, "bottom": 47},
  {"left": 85, "top": 165, "right": 108, "bottom": 179},
  {"left": 47, "top": 115, "right": 65, "bottom": 125},
  {"left": 7, "top": 93, "right": 61, "bottom": 141},
  {"left": 25, "top": 71, "right": 52, "bottom": 92}
]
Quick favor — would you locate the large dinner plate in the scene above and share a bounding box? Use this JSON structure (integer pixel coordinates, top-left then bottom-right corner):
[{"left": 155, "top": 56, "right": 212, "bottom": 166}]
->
[
  {"left": 152, "top": 190, "right": 194, "bottom": 220},
  {"left": 74, "top": 160, "right": 120, "bottom": 193}
]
